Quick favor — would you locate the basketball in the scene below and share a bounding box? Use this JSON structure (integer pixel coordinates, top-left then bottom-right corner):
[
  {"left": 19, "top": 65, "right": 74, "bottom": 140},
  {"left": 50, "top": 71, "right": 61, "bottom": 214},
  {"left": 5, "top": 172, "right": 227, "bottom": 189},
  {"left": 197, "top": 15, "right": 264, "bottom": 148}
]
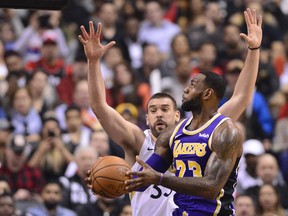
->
[{"left": 90, "top": 156, "right": 132, "bottom": 198}]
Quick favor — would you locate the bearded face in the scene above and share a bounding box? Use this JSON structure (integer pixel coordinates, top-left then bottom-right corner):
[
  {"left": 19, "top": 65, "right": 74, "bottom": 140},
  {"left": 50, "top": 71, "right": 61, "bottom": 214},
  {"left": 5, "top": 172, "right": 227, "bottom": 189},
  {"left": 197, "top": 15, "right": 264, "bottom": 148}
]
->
[{"left": 181, "top": 93, "right": 202, "bottom": 112}]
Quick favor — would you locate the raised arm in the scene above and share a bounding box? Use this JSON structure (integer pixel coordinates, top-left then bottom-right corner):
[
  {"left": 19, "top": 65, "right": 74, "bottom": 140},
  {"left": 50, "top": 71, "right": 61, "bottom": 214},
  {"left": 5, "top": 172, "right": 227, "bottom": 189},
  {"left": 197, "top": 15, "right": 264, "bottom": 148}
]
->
[
  {"left": 78, "top": 22, "right": 145, "bottom": 164},
  {"left": 125, "top": 120, "right": 243, "bottom": 200},
  {"left": 219, "top": 8, "right": 262, "bottom": 121}
]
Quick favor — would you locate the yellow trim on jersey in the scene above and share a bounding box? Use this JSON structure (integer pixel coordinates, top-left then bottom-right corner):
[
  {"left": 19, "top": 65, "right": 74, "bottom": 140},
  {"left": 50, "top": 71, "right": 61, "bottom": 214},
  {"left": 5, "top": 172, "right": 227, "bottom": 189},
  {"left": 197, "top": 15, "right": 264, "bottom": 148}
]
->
[
  {"left": 129, "top": 191, "right": 136, "bottom": 201},
  {"left": 213, "top": 188, "right": 224, "bottom": 215},
  {"left": 183, "top": 113, "right": 221, "bottom": 135},
  {"left": 182, "top": 211, "right": 188, "bottom": 216},
  {"left": 169, "top": 119, "right": 187, "bottom": 148},
  {"left": 208, "top": 117, "right": 230, "bottom": 150}
]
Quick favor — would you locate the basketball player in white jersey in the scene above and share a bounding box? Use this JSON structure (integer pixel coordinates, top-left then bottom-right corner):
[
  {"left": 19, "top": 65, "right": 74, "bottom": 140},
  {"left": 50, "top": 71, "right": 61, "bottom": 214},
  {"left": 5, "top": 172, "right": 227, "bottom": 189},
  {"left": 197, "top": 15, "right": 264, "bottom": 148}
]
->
[{"left": 78, "top": 7, "right": 262, "bottom": 215}]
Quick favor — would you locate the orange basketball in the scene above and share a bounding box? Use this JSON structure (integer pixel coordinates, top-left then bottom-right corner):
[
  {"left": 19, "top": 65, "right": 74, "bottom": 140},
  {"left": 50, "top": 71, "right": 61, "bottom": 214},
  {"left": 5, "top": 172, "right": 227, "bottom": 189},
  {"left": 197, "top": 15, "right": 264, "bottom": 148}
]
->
[{"left": 90, "top": 156, "right": 131, "bottom": 198}]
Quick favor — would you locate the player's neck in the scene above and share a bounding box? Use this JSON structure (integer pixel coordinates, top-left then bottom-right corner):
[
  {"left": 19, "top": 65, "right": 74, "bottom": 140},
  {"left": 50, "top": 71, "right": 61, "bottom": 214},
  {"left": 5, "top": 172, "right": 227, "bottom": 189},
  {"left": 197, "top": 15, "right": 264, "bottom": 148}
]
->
[{"left": 189, "top": 110, "right": 218, "bottom": 130}]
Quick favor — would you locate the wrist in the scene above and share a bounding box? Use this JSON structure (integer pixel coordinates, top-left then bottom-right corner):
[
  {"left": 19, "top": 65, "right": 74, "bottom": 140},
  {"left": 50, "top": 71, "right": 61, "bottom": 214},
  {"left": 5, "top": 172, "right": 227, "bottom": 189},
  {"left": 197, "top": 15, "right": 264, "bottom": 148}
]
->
[
  {"left": 248, "top": 45, "right": 261, "bottom": 50},
  {"left": 157, "top": 173, "right": 164, "bottom": 185}
]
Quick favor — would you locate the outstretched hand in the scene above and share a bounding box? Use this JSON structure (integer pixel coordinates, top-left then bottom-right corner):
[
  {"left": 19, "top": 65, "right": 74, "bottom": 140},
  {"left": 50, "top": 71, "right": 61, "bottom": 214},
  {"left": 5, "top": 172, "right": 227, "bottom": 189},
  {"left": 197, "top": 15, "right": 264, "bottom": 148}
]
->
[
  {"left": 125, "top": 156, "right": 161, "bottom": 192},
  {"left": 78, "top": 21, "right": 116, "bottom": 62},
  {"left": 240, "top": 8, "right": 262, "bottom": 49}
]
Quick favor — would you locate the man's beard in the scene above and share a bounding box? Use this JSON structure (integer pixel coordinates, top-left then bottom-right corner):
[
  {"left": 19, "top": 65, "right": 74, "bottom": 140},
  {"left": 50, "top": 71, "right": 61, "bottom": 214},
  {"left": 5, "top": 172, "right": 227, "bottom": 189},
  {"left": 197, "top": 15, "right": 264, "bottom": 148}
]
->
[
  {"left": 181, "top": 94, "right": 201, "bottom": 112},
  {"left": 150, "top": 119, "right": 168, "bottom": 138},
  {"left": 44, "top": 201, "right": 58, "bottom": 210}
]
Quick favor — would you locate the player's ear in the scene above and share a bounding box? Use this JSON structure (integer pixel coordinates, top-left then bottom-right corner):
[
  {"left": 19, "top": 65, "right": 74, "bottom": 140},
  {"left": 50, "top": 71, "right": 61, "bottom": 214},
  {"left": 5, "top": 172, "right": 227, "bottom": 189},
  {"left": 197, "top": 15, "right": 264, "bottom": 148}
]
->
[
  {"left": 145, "top": 114, "right": 149, "bottom": 126},
  {"left": 203, "top": 88, "right": 213, "bottom": 100}
]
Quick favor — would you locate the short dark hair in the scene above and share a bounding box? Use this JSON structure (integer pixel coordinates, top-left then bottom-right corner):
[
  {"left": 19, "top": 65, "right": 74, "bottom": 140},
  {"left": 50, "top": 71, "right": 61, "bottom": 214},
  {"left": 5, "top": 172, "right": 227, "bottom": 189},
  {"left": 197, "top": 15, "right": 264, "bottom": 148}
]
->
[
  {"left": 146, "top": 92, "right": 177, "bottom": 112},
  {"left": 200, "top": 71, "right": 226, "bottom": 100},
  {"left": 65, "top": 104, "right": 81, "bottom": 118}
]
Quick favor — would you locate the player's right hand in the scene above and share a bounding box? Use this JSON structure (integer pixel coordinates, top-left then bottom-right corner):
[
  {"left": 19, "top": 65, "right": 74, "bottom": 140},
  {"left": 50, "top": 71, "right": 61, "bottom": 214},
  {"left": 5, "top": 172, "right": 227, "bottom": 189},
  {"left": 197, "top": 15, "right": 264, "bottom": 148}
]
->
[
  {"left": 78, "top": 21, "right": 116, "bottom": 62},
  {"left": 85, "top": 170, "right": 92, "bottom": 189}
]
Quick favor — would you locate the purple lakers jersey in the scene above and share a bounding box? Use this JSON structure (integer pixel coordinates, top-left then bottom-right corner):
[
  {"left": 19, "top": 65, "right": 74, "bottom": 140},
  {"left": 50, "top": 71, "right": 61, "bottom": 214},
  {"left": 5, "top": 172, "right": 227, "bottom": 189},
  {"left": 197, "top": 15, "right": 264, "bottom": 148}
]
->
[{"left": 169, "top": 113, "right": 240, "bottom": 216}]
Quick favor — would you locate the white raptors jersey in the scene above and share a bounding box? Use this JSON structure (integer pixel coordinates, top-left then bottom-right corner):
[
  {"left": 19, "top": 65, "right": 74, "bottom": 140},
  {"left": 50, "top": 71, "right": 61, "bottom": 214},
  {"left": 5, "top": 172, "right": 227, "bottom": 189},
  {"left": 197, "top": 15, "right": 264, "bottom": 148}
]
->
[{"left": 130, "top": 130, "right": 177, "bottom": 216}]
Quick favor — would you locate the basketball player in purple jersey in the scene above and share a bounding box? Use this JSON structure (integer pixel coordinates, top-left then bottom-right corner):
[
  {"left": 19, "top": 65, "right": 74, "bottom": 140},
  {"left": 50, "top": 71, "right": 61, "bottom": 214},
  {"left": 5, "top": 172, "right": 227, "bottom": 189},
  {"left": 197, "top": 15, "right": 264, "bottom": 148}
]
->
[
  {"left": 124, "top": 9, "right": 262, "bottom": 216},
  {"left": 79, "top": 7, "right": 262, "bottom": 216}
]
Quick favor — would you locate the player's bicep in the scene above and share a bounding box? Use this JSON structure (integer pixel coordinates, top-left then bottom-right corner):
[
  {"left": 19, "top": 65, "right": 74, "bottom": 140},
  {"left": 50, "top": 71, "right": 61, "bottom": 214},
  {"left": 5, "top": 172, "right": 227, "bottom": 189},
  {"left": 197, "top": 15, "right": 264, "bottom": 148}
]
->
[{"left": 205, "top": 121, "right": 243, "bottom": 190}]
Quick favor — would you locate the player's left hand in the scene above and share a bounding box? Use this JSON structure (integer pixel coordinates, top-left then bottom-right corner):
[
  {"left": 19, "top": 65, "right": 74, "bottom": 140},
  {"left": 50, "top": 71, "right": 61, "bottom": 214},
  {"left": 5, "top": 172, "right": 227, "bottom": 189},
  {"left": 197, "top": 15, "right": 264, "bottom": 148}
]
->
[
  {"left": 125, "top": 156, "right": 161, "bottom": 191},
  {"left": 240, "top": 8, "right": 262, "bottom": 49}
]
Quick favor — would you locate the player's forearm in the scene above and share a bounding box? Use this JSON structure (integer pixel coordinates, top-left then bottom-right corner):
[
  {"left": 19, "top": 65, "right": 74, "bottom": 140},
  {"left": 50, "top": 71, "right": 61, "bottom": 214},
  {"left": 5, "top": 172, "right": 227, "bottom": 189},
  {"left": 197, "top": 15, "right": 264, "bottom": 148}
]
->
[
  {"left": 87, "top": 59, "right": 107, "bottom": 113},
  {"left": 232, "top": 48, "right": 260, "bottom": 106},
  {"left": 160, "top": 175, "right": 219, "bottom": 200}
]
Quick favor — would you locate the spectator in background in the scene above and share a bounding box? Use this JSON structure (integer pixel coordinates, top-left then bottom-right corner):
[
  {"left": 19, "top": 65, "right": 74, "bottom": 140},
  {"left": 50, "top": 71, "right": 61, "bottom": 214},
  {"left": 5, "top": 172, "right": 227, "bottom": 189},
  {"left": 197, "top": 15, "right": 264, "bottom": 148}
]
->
[
  {"left": 3, "top": 50, "right": 28, "bottom": 107},
  {"left": 76, "top": 195, "right": 124, "bottom": 216},
  {"left": 26, "top": 180, "right": 77, "bottom": 216},
  {"left": 91, "top": 1, "right": 130, "bottom": 62},
  {"left": 256, "top": 184, "right": 288, "bottom": 216},
  {"left": 9, "top": 87, "right": 42, "bottom": 144},
  {"left": 0, "top": 176, "right": 11, "bottom": 195},
  {"left": 109, "top": 61, "right": 150, "bottom": 111},
  {"left": 135, "top": 43, "right": 164, "bottom": 95},
  {"left": 26, "top": 70, "right": 56, "bottom": 118},
  {"left": 191, "top": 41, "right": 223, "bottom": 76},
  {"left": 119, "top": 202, "right": 132, "bottom": 216},
  {"left": 60, "top": 146, "right": 97, "bottom": 211},
  {"left": 62, "top": 104, "right": 91, "bottom": 154},
  {"left": 161, "top": 54, "right": 192, "bottom": 109},
  {"left": 237, "top": 139, "right": 265, "bottom": 195},
  {"left": 186, "top": 0, "right": 223, "bottom": 51},
  {"left": 221, "top": 59, "right": 274, "bottom": 142},
  {"left": 123, "top": 16, "right": 143, "bottom": 70},
  {"left": 0, "top": 39, "right": 8, "bottom": 93},
  {"left": 234, "top": 194, "right": 256, "bottom": 216},
  {"left": 28, "top": 114, "right": 74, "bottom": 181},
  {"left": 89, "top": 128, "right": 111, "bottom": 157},
  {"left": 217, "top": 24, "right": 246, "bottom": 68},
  {"left": 0, "top": 118, "right": 13, "bottom": 164},
  {"left": 161, "top": 32, "right": 191, "bottom": 78},
  {"left": 138, "top": 1, "right": 181, "bottom": 57},
  {"left": 245, "top": 153, "right": 288, "bottom": 209},
  {"left": 25, "top": 29, "right": 72, "bottom": 104},
  {"left": 55, "top": 79, "right": 99, "bottom": 131},
  {"left": 13, "top": 11, "right": 69, "bottom": 63},
  {"left": 0, "top": 192, "right": 25, "bottom": 216},
  {"left": 0, "top": 134, "right": 44, "bottom": 202}
]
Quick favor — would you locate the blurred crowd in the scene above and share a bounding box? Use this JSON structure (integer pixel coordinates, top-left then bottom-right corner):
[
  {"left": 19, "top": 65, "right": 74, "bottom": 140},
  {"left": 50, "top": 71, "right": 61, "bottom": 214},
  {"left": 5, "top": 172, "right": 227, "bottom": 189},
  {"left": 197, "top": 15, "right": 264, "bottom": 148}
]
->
[{"left": 0, "top": 0, "right": 288, "bottom": 215}]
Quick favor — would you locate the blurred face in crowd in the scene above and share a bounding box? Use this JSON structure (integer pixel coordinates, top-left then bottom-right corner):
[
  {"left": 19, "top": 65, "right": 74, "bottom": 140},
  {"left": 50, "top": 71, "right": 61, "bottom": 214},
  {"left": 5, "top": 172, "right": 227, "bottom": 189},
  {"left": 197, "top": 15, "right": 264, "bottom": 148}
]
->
[
  {"left": 198, "top": 43, "right": 217, "bottom": 66},
  {"left": 171, "top": 33, "right": 190, "bottom": 57},
  {"left": 75, "top": 147, "right": 98, "bottom": 177},
  {"left": 41, "top": 43, "right": 58, "bottom": 62},
  {"left": 114, "top": 63, "right": 133, "bottom": 87},
  {"left": 4, "top": 53, "right": 24, "bottom": 73},
  {"left": 5, "top": 147, "right": 27, "bottom": 172},
  {"left": 235, "top": 195, "right": 255, "bottom": 216},
  {"left": 125, "top": 17, "right": 140, "bottom": 40},
  {"left": 176, "top": 55, "right": 192, "bottom": 80},
  {"left": 256, "top": 154, "right": 279, "bottom": 184},
  {"left": 258, "top": 184, "right": 279, "bottom": 212},
  {"left": 104, "top": 46, "right": 124, "bottom": 68},
  {"left": 12, "top": 88, "right": 32, "bottom": 116},
  {"left": 142, "top": 44, "right": 162, "bottom": 69},
  {"left": 90, "top": 130, "right": 110, "bottom": 157},
  {"left": 28, "top": 71, "right": 48, "bottom": 96},
  {"left": 0, "top": 22, "right": 16, "bottom": 43},
  {"left": 42, "top": 183, "right": 61, "bottom": 210},
  {"left": 42, "top": 119, "right": 61, "bottom": 139},
  {"left": 0, "top": 195, "right": 15, "bottom": 216},
  {"left": 73, "top": 80, "right": 90, "bottom": 109},
  {"left": 145, "top": 2, "right": 163, "bottom": 25},
  {"left": 65, "top": 109, "right": 82, "bottom": 132},
  {"left": 120, "top": 204, "right": 132, "bottom": 216},
  {"left": 223, "top": 25, "right": 241, "bottom": 48},
  {"left": 99, "top": 3, "right": 118, "bottom": 26}
]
